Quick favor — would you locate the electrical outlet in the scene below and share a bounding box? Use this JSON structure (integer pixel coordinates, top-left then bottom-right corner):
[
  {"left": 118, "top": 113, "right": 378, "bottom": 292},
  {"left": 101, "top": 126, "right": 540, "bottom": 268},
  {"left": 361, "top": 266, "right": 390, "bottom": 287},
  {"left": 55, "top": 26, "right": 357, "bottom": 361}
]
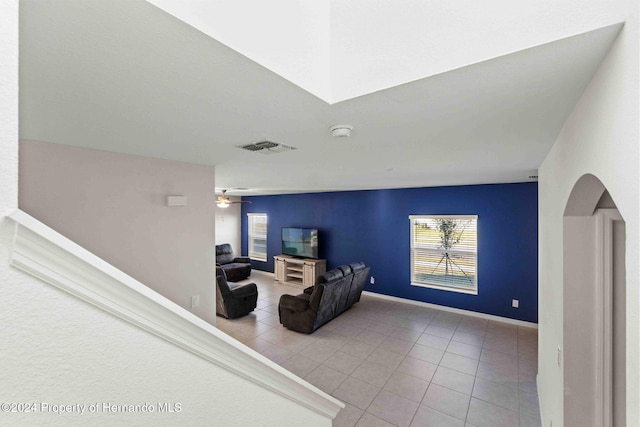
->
[
  {"left": 370, "top": 277, "right": 375, "bottom": 285},
  {"left": 512, "top": 299, "right": 519, "bottom": 308},
  {"left": 191, "top": 295, "right": 200, "bottom": 308}
]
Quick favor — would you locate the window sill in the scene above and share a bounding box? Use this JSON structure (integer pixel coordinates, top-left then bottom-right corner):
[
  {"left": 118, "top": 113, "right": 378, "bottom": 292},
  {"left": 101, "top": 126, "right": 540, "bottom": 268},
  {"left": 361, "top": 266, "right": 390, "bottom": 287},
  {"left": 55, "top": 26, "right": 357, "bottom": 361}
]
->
[{"left": 410, "top": 282, "right": 478, "bottom": 295}]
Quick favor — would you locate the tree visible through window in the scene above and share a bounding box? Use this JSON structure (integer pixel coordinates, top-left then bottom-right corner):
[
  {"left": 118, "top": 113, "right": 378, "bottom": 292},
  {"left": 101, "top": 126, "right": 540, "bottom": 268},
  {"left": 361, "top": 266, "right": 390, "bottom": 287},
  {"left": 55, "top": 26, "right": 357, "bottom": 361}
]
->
[
  {"left": 247, "top": 213, "right": 267, "bottom": 262},
  {"left": 410, "top": 215, "right": 478, "bottom": 294}
]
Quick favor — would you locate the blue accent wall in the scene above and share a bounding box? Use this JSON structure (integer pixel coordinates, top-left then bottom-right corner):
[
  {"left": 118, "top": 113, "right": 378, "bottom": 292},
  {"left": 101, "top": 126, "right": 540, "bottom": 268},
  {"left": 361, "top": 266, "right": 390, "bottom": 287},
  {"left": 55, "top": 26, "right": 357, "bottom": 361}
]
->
[{"left": 241, "top": 183, "right": 538, "bottom": 323}]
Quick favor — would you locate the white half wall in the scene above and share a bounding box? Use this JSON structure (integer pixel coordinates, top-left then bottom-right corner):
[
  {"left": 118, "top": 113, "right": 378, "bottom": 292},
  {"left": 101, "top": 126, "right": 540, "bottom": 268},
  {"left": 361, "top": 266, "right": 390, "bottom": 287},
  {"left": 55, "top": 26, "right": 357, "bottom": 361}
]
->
[
  {"left": 537, "top": 0, "right": 639, "bottom": 424},
  {"left": 19, "top": 140, "right": 217, "bottom": 323}
]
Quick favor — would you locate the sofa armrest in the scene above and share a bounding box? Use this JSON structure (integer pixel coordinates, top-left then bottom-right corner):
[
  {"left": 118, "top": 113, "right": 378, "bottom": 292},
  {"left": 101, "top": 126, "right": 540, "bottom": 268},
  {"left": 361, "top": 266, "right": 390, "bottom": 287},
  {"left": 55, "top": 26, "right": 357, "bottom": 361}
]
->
[
  {"left": 303, "top": 286, "right": 314, "bottom": 295},
  {"left": 230, "top": 283, "right": 257, "bottom": 299},
  {"left": 279, "top": 294, "right": 310, "bottom": 313},
  {"left": 234, "top": 256, "right": 251, "bottom": 263}
]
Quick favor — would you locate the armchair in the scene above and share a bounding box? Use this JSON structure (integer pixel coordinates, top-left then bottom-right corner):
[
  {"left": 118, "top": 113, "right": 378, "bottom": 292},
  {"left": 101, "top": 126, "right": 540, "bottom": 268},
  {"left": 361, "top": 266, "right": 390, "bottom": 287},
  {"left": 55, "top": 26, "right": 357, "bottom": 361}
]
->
[
  {"left": 215, "top": 267, "right": 258, "bottom": 319},
  {"left": 215, "top": 243, "right": 252, "bottom": 282}
]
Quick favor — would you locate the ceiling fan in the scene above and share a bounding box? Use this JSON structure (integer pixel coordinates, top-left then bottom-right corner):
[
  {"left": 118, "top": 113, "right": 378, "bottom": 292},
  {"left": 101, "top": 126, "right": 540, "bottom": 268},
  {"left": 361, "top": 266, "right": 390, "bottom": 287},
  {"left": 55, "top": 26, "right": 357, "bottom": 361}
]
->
[{"left": 216, "top": 189, "right": 251, "bottom": 208}]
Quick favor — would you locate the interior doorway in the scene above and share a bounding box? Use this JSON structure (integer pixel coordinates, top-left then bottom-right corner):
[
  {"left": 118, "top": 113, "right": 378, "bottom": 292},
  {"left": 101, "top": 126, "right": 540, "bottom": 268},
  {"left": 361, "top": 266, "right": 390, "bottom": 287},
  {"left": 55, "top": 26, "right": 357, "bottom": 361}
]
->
[{"left": 563, "top": 174, "right": 626, "bottom": 427}]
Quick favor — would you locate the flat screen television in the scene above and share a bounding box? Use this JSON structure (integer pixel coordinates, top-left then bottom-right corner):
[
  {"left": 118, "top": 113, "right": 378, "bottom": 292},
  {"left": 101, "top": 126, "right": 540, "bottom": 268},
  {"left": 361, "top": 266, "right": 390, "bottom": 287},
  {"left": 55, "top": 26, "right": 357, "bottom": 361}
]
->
[{"left": 281, "top": 227, "right": 319, "bottom": 259}]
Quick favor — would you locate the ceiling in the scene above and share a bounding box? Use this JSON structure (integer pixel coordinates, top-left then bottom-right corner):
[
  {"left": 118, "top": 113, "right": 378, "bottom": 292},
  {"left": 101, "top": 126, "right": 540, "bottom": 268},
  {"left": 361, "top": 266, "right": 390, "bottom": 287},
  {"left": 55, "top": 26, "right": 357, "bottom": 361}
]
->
[{"left": 19, "top": 0, "right": 623, "bottom": 195}]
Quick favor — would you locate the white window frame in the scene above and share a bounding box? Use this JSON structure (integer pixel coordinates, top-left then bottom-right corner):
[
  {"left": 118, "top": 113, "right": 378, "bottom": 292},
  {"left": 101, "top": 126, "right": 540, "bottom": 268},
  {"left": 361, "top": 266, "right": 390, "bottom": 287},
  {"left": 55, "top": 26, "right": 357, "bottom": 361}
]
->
[
  {"left": 409, "top": 215, "right": 478, "bottom": 295},
  {"left": 247, "top": 213, "right": 267, "bottom": 262}
]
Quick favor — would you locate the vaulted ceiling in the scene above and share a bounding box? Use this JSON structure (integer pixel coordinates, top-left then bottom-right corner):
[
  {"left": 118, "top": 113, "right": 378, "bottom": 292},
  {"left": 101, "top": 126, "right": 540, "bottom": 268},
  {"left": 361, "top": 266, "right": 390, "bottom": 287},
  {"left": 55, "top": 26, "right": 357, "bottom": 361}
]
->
[{"left": 20, "top": 0, "right": 624, "bottom": 195}]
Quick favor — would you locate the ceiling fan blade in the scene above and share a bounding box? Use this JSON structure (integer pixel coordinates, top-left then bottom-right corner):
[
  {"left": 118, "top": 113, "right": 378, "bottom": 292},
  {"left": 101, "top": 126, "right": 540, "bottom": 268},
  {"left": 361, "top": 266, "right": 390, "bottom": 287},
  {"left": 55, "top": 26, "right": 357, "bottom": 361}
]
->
[{"left": 216, "top": 190, "right": 251, "bottom": 204}]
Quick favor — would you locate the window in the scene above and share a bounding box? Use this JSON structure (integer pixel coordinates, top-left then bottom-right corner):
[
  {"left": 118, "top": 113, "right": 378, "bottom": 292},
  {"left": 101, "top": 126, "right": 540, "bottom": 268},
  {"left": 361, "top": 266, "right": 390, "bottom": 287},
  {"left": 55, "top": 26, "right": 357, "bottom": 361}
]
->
[
  {"left": 247, "top": 213, "right": 267, "bottom": 262},
  {"left": 410, "top": 215, "right": 478, "bottom": 294}
]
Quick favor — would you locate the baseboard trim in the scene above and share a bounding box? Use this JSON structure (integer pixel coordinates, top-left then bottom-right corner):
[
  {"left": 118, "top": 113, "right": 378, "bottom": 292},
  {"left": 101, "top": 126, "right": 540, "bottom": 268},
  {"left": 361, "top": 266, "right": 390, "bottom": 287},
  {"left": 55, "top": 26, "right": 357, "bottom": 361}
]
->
[
  {"left": 8, "top": 210, "right": 344, "bottom": 420},
  {"left": 537, "top": 374, "right": 546, "bottom": 425},
  {"left": 362, "top": 290, "right": 538, "bottom": 329}
]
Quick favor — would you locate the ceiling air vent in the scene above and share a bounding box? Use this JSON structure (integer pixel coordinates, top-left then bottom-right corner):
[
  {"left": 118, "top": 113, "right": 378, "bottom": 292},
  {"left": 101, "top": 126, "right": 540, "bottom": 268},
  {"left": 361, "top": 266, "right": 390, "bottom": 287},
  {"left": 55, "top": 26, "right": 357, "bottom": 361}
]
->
[{"left": 237, "top": 140, "right": 296, "bottom": 155}]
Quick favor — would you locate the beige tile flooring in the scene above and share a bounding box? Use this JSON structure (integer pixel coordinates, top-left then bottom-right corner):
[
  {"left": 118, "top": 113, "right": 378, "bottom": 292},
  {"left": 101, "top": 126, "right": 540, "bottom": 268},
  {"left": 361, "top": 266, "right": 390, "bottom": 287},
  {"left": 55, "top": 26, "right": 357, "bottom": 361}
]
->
[{"left": 216, "top": 271, "right": 541, "bottom": 427}]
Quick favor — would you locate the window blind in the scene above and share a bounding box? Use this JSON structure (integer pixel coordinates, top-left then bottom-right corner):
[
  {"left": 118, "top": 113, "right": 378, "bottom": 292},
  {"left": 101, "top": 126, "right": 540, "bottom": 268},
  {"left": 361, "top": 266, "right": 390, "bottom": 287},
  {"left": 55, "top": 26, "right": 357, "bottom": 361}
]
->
[
  {"left": 410, "top": 215, "right": 478, "bottom": 294},
  {"left": 247, "top": 213, "right": 267, "bottom": 262}
]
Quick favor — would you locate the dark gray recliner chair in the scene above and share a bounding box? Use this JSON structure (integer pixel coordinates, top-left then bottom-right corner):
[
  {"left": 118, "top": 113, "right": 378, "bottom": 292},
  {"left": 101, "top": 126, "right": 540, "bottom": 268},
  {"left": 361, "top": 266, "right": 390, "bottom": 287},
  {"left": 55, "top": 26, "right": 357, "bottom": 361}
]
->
[
  {"left": 215, "top": 267, "right": 258, "bottom": 319},
  {"left": 216, "top": 243, "right": 251, "bottom": 282}
]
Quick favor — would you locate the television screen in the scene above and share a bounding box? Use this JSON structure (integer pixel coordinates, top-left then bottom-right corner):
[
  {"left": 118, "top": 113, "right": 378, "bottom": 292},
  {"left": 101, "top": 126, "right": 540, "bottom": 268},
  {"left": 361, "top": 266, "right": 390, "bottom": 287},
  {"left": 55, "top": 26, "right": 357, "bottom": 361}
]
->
[{"left": 282, "top": 227, "right": 319, "bottom": 259}]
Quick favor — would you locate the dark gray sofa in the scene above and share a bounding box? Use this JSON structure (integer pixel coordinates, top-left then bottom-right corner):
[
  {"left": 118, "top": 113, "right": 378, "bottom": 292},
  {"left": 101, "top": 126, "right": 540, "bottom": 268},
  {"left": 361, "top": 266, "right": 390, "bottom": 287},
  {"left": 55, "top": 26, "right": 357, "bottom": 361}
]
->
[
  {"left": 278, "top": 262, "right": 370, "bottom": 333},
  {"left": 216, "top": 243, "right": 251, "bottom": 282}
]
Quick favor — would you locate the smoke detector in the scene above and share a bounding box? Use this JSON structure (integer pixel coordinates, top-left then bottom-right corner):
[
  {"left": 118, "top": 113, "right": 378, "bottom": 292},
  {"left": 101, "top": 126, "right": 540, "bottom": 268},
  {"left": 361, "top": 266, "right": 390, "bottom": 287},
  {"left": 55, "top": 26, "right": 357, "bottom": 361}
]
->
[{"left": 329, "top": 124, "right": 353, "bottom": 137}]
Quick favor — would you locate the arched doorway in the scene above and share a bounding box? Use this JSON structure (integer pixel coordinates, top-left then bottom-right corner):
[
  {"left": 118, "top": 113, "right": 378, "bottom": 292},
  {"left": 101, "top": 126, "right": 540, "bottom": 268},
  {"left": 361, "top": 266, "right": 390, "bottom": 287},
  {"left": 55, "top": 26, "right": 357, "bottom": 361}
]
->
[{"left": 563, "top": 174, "right": 626, "bottom": 427}]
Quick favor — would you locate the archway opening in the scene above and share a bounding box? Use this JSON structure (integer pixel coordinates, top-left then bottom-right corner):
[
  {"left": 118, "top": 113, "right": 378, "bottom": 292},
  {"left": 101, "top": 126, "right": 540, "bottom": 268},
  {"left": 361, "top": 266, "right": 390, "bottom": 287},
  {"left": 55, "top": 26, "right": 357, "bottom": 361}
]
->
[{"left": 563, "top": 174, "right": 626, "bottom": 427}]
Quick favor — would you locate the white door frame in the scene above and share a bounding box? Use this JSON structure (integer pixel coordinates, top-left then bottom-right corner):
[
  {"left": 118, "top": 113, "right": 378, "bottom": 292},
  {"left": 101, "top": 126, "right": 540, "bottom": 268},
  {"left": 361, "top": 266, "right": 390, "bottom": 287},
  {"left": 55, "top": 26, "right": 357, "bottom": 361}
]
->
[{"left": 595, "top": 208, "right": 623, "bottom": 427}]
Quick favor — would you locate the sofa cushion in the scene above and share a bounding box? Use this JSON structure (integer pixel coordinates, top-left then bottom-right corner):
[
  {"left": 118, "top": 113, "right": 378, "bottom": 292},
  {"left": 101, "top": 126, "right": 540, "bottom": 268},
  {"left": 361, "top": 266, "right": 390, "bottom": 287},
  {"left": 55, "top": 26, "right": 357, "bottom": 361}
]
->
[
  {"left": 337, "top": 265, "right": 351, "bottom": 276},
  {"left": 279, "top": 294, "right": 310, "bottom": 313},
  {"left": 347, "top": 262, "right": 370, "bottom": 307},
  {"left": 331, "top": 265, "right": 353, "bottom": 315},
  {"left": 221, "top": 262, "right": 251, "bottom": 271},
  {"left": 350, "top": 262, "right": 366, "bottom": 273},
  {"left": 318, "top": 269, "right": 343, "bottom": 284}
]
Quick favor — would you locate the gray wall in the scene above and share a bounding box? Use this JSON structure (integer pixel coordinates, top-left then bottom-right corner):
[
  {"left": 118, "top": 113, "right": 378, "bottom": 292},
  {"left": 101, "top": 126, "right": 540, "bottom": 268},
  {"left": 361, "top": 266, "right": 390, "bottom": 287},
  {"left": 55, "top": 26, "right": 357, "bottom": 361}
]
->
[{"left": 19, "top": 140, "right": 217, "bottom": 323}]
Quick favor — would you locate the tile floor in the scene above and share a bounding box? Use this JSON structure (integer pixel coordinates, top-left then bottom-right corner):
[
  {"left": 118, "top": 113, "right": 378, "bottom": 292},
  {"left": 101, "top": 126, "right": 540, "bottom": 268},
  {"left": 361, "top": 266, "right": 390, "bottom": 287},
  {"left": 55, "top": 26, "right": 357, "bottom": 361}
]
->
[{"left": 215, "top": 271, "right": 541, "bottom": 427}]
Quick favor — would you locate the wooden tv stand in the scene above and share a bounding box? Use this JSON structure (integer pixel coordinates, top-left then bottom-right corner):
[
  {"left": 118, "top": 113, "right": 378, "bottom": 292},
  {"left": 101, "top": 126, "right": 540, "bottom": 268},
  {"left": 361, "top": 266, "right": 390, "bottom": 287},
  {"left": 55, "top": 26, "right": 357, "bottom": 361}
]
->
[{"left": 274, "top": 255, "right": 326, "bottom": 287}]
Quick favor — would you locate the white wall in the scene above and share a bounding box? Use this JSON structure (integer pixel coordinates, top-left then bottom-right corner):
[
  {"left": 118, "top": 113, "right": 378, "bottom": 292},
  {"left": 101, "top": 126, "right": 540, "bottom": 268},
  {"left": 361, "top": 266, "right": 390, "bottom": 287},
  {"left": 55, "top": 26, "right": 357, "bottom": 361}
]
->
[
  {"left": 1, "top": 5, "right": 330, "bottom": 425},
  {"left": 148, "top": 0, "right": 332, "bottom": 102},
  {"left": 330, "top": 0, "right": 630, "bottom": 103},
  {"left": 19, "top": 140, "right": 217, "bottom": 323},
  {"left": 150, "top": 0, "right": 628, "bottom": 104},
  {"left": 0, "top": 1, "right": 19, "bottom": 216},
  {"left": 537, "top": 0, "right": 639, "bottom": 424},
  {"left": 215, "top": 198, "right": 242, "bottom": 254}
]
